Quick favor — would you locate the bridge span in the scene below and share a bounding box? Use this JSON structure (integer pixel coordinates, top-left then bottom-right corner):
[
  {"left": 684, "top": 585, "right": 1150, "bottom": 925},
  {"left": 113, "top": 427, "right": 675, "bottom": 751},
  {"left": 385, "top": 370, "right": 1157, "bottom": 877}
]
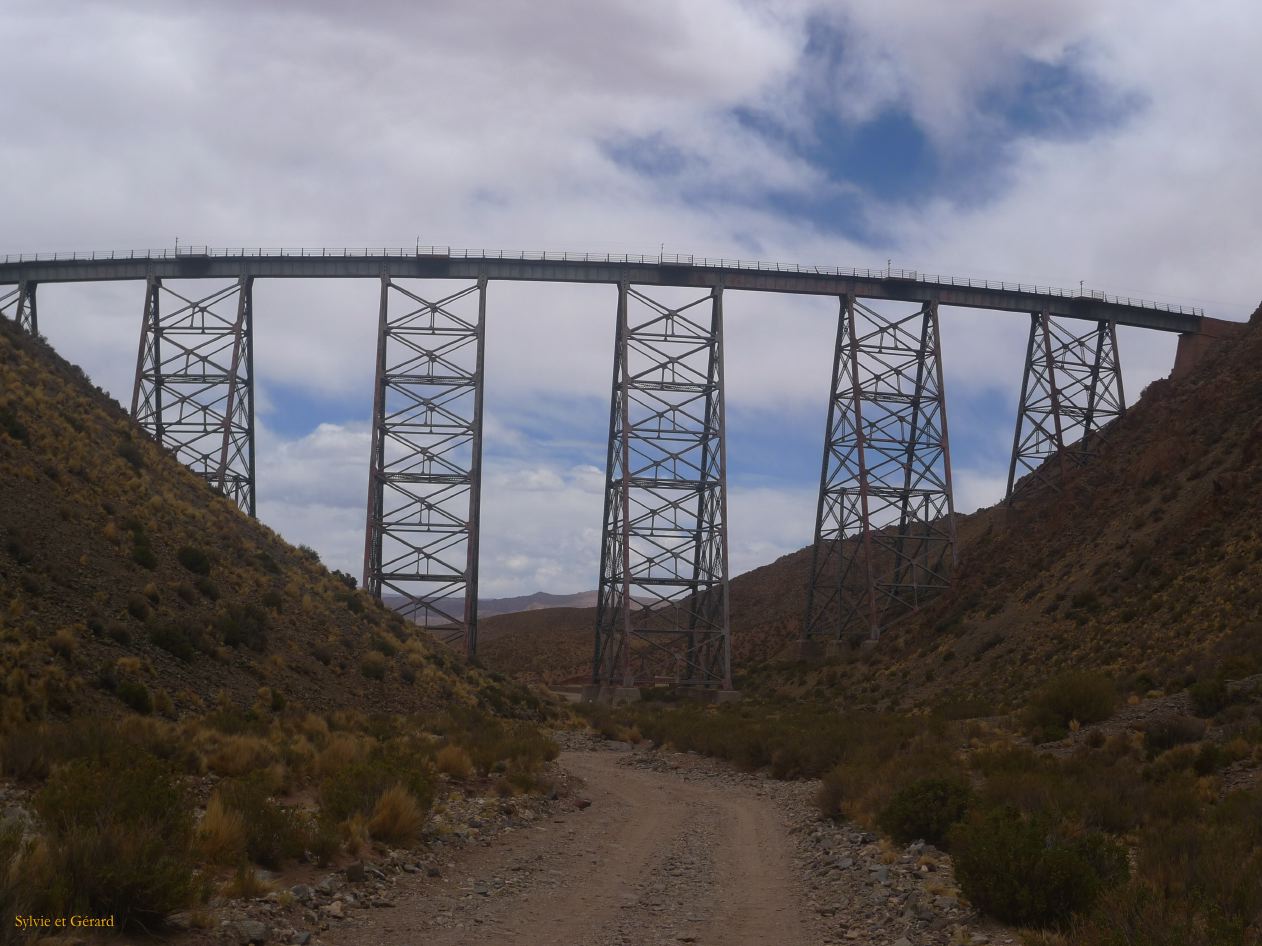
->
[{"left": 0, "top": 247, "right": 1223, "bottom": 695}]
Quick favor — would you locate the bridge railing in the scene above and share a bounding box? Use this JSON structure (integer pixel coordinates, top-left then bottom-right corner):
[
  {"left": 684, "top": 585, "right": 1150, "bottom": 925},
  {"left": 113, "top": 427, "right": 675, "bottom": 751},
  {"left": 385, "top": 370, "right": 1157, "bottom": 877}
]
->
[{"left": 0, "top": 246, "right": 1205, "bottom": 317}]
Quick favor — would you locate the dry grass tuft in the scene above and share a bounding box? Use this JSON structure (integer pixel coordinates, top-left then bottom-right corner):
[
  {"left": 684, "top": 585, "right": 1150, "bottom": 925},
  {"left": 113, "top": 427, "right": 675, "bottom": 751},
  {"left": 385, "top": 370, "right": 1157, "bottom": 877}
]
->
[
  {"left": 206, "top": 735, "right": 275, "bottom": 777},
  {"left": 366, "top": 784, "right": 426, "bottom": 845},
  {"left": 435, "top": 745, "right": 474, "bottom": 779},
  {"left": 195, "top": 796, "right": 247, "bottom": 866},
  {"left": 221, "top": 864, "right": 273, "bottom": 899}
]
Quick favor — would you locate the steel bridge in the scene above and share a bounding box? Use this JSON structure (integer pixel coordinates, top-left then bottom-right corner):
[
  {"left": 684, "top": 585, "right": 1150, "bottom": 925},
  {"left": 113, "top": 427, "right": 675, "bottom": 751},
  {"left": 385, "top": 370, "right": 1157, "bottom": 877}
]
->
[{"left": 0, "top": 247, "right": 1217, "bottom": 694}]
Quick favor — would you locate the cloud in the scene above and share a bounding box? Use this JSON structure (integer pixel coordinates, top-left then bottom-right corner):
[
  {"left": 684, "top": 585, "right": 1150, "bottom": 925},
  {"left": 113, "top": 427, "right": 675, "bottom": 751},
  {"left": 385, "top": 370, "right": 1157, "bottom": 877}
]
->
[{"left": 5, "top": 1, "right": 1257, "bottom": 596}]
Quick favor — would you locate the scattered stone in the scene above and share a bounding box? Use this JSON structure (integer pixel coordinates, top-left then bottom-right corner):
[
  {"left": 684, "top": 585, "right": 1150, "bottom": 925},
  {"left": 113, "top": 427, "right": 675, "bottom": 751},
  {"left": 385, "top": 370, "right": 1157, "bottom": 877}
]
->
[
  {"left": 229, "top": 920, "right": 269, "bottom": 945},
  {"left": 575, "top": 798, "right": 592, "bottom": 810},
  {"left": 345, "top": 861, "right": 367, "bottom": 883}
]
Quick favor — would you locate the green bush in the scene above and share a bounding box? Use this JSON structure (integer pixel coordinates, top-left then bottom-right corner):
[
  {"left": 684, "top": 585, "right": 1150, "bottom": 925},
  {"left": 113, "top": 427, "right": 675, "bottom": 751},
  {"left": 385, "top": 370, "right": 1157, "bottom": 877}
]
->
[
  {"left": 149, "top": 622, "right": 196, "bottom": 661},
  {"left": 117, "top": 680, "right": 153, "bottom": 714},
  {"left": 1189, "top": 677, "right": 1232, "bottom": 717},
  {"left": 319, "top": 745, "right": 435, "bottom": 823},
  {"left": 360, "top": 651, "right": 387, "bottom": 679},
  {"left": 951, "top": 806, "right": 1127, "bottom": 928},
  {"left": 217, "top": 776, "right": 309, "bottom": 869},
  {"left": 1144, "top": 716, "right": 1207, "bottom": 756},
  {"left": 878, "top": 777, "right": 973, "bottom": 847},
  {"left": 216, "top": 603, "right": 268, "bottom": 651},
  {"left": 27, "top": 756, "right": 196, "bottom": 930},
  {"left": 176, "top": 545, "right": 212, "bottom": 576},
  {"left": 1023, "top": 672, "right": 1117, "bottom": 742}
]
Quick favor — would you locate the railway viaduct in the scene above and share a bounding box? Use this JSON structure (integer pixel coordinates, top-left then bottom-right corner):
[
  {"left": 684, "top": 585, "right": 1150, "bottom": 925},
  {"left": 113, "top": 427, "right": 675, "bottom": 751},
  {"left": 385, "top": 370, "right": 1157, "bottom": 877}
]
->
[{"left": 0, "top": 247, "right": 1228, "bottom": 695}]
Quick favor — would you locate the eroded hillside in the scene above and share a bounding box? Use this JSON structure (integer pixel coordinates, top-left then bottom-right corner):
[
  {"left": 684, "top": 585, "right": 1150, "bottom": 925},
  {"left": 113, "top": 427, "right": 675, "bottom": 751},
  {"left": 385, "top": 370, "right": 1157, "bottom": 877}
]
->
[{"left": 0, "top": 317, "right": 530, "bottom": 724}]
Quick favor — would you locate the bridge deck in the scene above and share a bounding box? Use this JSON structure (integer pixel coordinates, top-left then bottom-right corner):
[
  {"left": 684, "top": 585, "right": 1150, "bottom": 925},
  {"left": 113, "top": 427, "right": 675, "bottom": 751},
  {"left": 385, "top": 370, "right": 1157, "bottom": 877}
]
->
[{"left": 0, "top": 247, "right": 1204, "bottom": 333}]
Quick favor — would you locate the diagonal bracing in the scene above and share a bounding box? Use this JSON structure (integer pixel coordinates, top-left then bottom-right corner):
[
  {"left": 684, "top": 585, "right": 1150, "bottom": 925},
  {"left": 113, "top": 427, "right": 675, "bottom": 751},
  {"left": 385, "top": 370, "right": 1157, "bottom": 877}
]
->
[
  {"left": 803, "top": 297, "right": 956, "bottom": 644},
  {"left": 363, "top": 277, "right": 486, "bottom": 657},
  {"left": 1007, "top": 312, "right": 1125, "bottom": 500},
  {"left": 0, "top": 280, "right": 37, "bottom": 335},
  {"left": 130, "top": 277, "right": 256, "bottom": 515},
  {"left": 594, "top": 283, "right": 732, "bottom": 690}
]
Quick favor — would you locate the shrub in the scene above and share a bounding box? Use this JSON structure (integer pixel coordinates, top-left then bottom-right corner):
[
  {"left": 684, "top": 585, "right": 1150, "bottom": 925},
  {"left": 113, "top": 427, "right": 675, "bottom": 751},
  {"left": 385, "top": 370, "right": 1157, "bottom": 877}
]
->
[
  {"left": 126, "top": 594, "right": 150, "bottom": 621},
  {"left": 361, "top": 651, "right": 388, "bottom": 680},
  {"left": 878, "top": 777, "right": 973, "bottom": 847},
  {"left": 435, "top": 745, "right": 475, "bottom": 779},
  {"left": 28, "top": 756, "right": 196, "bottom": 930},
  {"left": 1144, "top": 716, "right": 1207, "bottom": 756},
  {"left": 217, "top": 776, "right": 309, "bottom": 869},
  {"left": 319, "top": 747, "right": 434, "bottom": 825},
  {"left": 816, "top": 766, "right": 847, "bottom": 820},
  {"left": 951, "top": 806, "right": 1127, "bottom": 928},
  {"left": 1023, "top": 672, "right": 1117, "bottom": 742},
  {"left": 366, "top": 784, "right": 426, "bottom": 845},
  {"left": 176, "top": 545, "right": 212, "bottom": 576},
  {"left": 195, "top": 576, "right": 219, "bottom": 600},
  {"left": 216, "top": 603, "right": 268, "bottom": 651},
  {"left": 117, "top": 680, "right": 153, "bottom": 714},
  {"left": 149, "top": 622, "right": 196, "bottom": 662},
  {"left": 1189, "top": 677, "right": 1232, "bottom": 717},
  {"left": 195, "top": 795, "right": 247, "bottom": 866},
  {"left": 117, "top": 438, "right": 144, "bottom": 470}
]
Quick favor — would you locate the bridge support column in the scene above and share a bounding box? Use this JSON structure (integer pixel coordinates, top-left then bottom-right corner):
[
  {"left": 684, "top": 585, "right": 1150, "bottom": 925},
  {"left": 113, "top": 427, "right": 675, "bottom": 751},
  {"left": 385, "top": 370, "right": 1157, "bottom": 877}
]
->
[
  {"left": 593, "top": 283, "right": 732, "bottom": 691},
  {"left": 362, "top": 277, "right": 486, "bottom": 658},
  {"left": 131, "top": 277, "right": 256, "bottom": 516},
  {"left": 1006, "top": 312, "right": 1124, "bottom": 501},
  {"left": 802, "top": 297, "right": 956, "bottom": 645},
  {"left": 0, "top": 281, "right": 37, "bottom": 335}
]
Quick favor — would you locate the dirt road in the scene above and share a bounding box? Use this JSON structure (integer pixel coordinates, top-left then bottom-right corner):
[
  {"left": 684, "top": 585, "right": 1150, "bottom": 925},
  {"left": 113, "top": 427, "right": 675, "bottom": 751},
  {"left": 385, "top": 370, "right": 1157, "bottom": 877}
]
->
[{"left": 324, "top": 748, "right": 821, "bottom": 946}]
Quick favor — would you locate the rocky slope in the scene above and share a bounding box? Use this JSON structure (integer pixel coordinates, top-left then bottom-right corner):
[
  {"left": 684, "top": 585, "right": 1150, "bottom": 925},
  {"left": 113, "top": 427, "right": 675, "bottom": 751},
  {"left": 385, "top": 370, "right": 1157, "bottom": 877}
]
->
[
  {"left": 483, "top": 307, "right": 1262, "bottom": 709},
  {"left": 0, "top": 316, "right": 529, "bottom": 726}
]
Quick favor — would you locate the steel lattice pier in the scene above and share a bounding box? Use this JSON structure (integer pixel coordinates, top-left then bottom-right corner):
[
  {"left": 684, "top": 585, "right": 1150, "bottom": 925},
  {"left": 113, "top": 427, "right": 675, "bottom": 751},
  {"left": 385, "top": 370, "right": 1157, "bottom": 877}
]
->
[
  {"left": 803, "top": 297, "right": 956, "bottom": 644},
  {"left": 130, "top": 277, "right": 256, "bottom": 515},
  {"left": 1007, "top": 311, "right": 1125, "bottom": 500},
  {"left": 362, "top": 277, "right": 486, "bottom": 657},
  {"left": 0, "top": 281, "right": 37, "bottom": 335},
  {"left": 593, "top": 284, "right": 732, "bottom": 689}
]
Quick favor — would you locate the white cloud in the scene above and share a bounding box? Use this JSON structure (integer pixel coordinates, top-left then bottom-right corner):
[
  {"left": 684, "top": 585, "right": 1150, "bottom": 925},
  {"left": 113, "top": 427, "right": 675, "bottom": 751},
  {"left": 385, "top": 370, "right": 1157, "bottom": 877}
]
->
[{"left": 6, "top": 1, "right": 1258, "bottom": 595}]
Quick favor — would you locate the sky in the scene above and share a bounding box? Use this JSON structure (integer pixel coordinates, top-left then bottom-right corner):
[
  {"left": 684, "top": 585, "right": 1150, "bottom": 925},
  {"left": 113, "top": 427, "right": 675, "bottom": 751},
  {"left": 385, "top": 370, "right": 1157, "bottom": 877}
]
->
[{"left": 3, "top": 1, "right": 1260, "bottom": 596}]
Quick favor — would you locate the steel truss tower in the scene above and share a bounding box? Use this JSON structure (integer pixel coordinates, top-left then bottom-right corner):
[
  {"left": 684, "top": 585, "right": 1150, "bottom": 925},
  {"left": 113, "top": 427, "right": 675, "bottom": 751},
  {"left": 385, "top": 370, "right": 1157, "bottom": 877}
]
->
[
  {"left": 1007, "top": 312, "right": 1124, "bottom": 500},
  {"left": 131, "top": 277, "right": 256, "bottom": 516},
  {"left": 0, "top": 281, "right": 37, "bottom": 335},
  {"left": 362, "top": 277, "right": 486, "bottom": 658},
  {"left": 594, "top": 283, "right": 732, "bottom": 690},
  {"left": 803, "top": 297, "right": 956, "bottom": 643}
]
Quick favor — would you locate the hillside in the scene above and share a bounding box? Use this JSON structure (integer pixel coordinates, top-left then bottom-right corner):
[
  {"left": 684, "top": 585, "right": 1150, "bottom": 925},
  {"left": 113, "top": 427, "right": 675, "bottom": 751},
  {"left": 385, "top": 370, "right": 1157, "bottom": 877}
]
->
[
  {"left": 0, "top": 316, "right": 531, "bottom": 724},
  {"left": 485, "top": 308, "right": 1262, "bottom": 709}
]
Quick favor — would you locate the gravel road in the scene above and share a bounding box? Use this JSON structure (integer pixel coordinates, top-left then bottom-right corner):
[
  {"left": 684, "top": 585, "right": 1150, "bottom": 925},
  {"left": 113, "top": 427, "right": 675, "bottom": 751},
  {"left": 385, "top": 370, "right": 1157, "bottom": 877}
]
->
[{"left": 318, "top": 736, "right": 1015, "bottom": 946}]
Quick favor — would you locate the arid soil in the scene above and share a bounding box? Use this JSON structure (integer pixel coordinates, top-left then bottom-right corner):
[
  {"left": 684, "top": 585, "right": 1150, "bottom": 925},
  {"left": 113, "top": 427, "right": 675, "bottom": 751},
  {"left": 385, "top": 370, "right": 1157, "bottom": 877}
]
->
[{"left": 319, "top": 735, "right": 1014, "bottom": 946}]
